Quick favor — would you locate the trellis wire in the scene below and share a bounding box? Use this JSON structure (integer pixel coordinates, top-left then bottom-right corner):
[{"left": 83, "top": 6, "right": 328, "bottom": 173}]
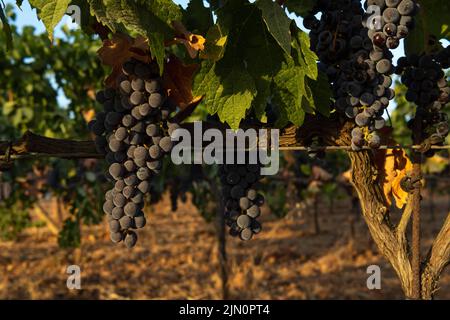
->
[{"left": 0, "top": 144, "right": 449, "bottom": 161}]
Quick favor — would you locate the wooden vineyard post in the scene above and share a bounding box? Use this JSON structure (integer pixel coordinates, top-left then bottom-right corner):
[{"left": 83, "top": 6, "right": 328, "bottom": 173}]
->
[
  {"left": 208, "top": 171, "right": 229, "bottom": 300},
  {"left": 216, "top": 196, "right": 229, "bottom": 300}
]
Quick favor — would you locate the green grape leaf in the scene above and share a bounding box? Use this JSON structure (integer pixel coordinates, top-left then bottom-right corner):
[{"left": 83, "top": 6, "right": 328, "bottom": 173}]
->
[
  {"left": 214, "top": 2, "right": 285, "bottom": 121},
  {"left": 199, "top": 24, "right": 228, "bottom": 61},
  {"left": 28, "top": 0, "right": 72, "bottom": 40},
  {"left": 405, "top": 0, "right": 450, "bottom": 54},
  {"left": 284, "top": 0, "right": 315, "bottom": 17},
  {"left": 217, "top": 68, "right": 257, "bottom": 129},
  {"left": 148, "top": 32, "right": 165, "bottom": 75},
  {"left": 87, "top": 0, "right": 116, "bottom": 31},
  {"left": 0, "top": 4, "right": 13, "bottom": 50},
  {"left": 272, "top": 62, "right": 306, "bottom": 126},
  {"left": 184, "top": 0, "right": 213, "bottom": 34},
  {"left": 87, "top": 0, "right": 183, "bottom": 71},
  {"left": 256, "top": 0, "right": 291, "bottom": 55},
  {"left": 193, "top": 61, "right": 256, "bottom": 129},
  {"left": 305, "top": 71, "right": 333, "bottom": 117},
  {"left": 292, "top": 27, "right": 318, "bottom": 80},
  {"left": 252, "top": 76, "right": 272, "bottom": 120}
]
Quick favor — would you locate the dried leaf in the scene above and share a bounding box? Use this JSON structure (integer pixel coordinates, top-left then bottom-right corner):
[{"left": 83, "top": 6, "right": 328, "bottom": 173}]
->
[
  {"left": 97, "top": 34, "right": 151, "bottom": 87},
  {"left": 163, "top": 55, "right": 203, "bottom": 110},
  {"left": 82, "top": 109, "right": 96, "bottom": 123}
]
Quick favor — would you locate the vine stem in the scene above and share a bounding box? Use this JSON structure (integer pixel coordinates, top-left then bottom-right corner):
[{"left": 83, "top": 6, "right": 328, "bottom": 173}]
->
[
  {"left": 411, "top": 114, "right": 423, "bottom": 300},
  {"left": 411, "top": 157, "right": 422, "bottom": 299}
]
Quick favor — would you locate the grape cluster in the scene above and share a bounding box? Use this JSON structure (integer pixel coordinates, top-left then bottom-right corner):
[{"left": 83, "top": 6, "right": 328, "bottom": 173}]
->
[
  {"left": 89, "top": 58, "right": 179, "bottom": 248},
  {"left": 364, "top": 0, "right": 418, "bottom": 50},
  {"left": 396, "top": 51, "right": 450, "bottom": 156},
  {"left": 219, "top": 163, "right": 264, "bottom": 241},
  {"left": 304, "top": 0, "right": 407, "bottom": 150}
]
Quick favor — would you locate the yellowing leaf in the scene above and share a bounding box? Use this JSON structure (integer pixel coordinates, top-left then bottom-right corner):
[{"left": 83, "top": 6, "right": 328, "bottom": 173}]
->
[
  {"left": 97, "top": 34, "right": 151, "bottom": 87},
  {"left": 375, "top": 143, "right": 413, "bottom": 209},
  {"left": 172, "top": 21, "right": 206, "bottom": 58},
  {"left": 82, "top": 109, "right": 96, "bottom": 123}
]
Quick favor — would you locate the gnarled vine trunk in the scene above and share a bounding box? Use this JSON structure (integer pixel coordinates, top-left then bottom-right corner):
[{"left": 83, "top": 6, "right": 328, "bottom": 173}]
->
[
  {"left": 290, "top": 116, "right": 450, "bottom": 299},
  {"left": 347, "top": 149, "right": 415, "bottom": 298}
]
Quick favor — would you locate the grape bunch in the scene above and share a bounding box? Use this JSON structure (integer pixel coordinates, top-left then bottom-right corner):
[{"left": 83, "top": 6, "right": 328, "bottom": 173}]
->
[
  {"left": 303, "top": 0, "right": 398, "bottom": 150},
  {"left": 364, "top": 0, "right": 418, "bottom": 50},
  {"left": 89, "top": 58, "right": 179, "bottom": 248},
  {"left": 396, "top": 51, "right": 450, "bottom": 156},
  {"left": 219, "top": 162, "right": 264, "bottom": 241}
]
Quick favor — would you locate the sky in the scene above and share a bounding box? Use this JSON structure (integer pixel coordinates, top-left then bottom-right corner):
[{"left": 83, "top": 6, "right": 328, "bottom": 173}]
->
[{"left": 4, "top": 0, "right": 407, "bottom": 113}]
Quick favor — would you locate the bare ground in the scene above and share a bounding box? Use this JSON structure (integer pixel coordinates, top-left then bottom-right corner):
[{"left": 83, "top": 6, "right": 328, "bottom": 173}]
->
[{"left": 0, "top": 194, "right": 448, "bottom": 300}]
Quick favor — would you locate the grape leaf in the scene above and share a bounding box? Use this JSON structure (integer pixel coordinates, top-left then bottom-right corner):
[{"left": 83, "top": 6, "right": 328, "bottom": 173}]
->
[
  {"left": 304, "top": 71, "right": 332, "bottom": 117},
  {"left": 292, "top": 27, "right": 318, "bottom": 80},
  {"left": 184, "top": 0, "right": 213, "bottom": 34},
  {"left": 214, "top": 2, "right": 285, "bottom": 121},
  {"left": 405, "top": 0, "right": 450, "bottom": 54},
  {"left": 87, "top": 0, "right": 183, "bottom": 71},
  {"left": 217, "top": 67, "right": 257, "bottom": 129},
  {"left": 97, "top": 34, "right": 151, "bottom": 87},
  {"left": 272, "top": 61, "right": 306, "bottom": 126},
  {"left": 193, "top": 61, "right": 256, "bottom": 129},
  {"left": 256, "top": 0, "right": 291, "bottom": 55},
  {"left": 87, "top": 0, "right": 116, "bottom": 31},
  {"left": 0, "top": 4, "right": 12, "bottom": 50},
  {"left": 199, "top": 24, "right": 228, "bottom": 61},
  {"left": 148, "top": 32, "right": 165, "bottom": 75},
  {"left": 163, "top": 55, "right": 202, "bottom": 110},
  {"left": 374, "top": 142, "right": 413, "bottom": 209},
  {"left": 283, "top": 0, "right": 315, "bottom": 17},
  {"left": 28, "top": 0, "right": 72, "bottom": 40}
]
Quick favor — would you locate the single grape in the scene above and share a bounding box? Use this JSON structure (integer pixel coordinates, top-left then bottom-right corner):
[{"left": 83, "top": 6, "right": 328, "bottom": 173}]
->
[
  {"left": 149, "top": 93, "right": 165, "bottom": 108},
  {"left": 239, "top": 197, "right": 251, "bottom": 210},
  {"left": 109, "top": 220, "right": 121, "bottom": 233},
  {"left": 111, "top": 207, "right": 125, "bottom": 220},
  {"left": 110, "top": 232, "right": 123, "bottom": 243},
  {"left": 134, "top": 215, "right": 147, "bottom": 229},
  {"left": 247, "top": 205, "right": 261, "bottom": 218},
  {"left": 119, "top": 215, "right": 133, "bottom": 229},
  {"left": 131, "top": 78, "right": 144, "bottom": 91},
  {"left": 383, "top": 8, "right": 400, "bottom": 24},
  {"left": 124, "top": 174, "right": 139, "bottom": 186},
  {"left": 120, "top": 80, "right": 131, "bottom": 94},
  {"left": 398, "top": 0, "right": 415, "bottom": 15},
  {"left": 149, "top": 145, "right": 162, "bottom": 159},
  {"left": 109, "top": 163, "right": 124, "bottom": 180},
  {"left": 240, "top": 228, "right": 253, "bottom": 241},
  {"left": 159, "top": 136, "right": 173, "bottom": 153},
  {"left": 376, "top": 59, "right": 392, "bottom": 74},
  {"left": 124, "top": 231, "right": 138, "bottom": 248},
  {"left": 145, "top": 79, "right": 161, "bottom": 93},
  {"left": 355, "top": 113, "right": 369, "bottom": 126},
  {"left": 236, "top": 215, "right": 251, "bottom": 229},
  {"left": 124, "top": 202, "right": 138, "bottom": 217},
  {"left": 137, "top": 181, "right": 150, "bottom": 193},
  {"left": 103, "top": 200, "right": 114, "bottom": 215}
]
